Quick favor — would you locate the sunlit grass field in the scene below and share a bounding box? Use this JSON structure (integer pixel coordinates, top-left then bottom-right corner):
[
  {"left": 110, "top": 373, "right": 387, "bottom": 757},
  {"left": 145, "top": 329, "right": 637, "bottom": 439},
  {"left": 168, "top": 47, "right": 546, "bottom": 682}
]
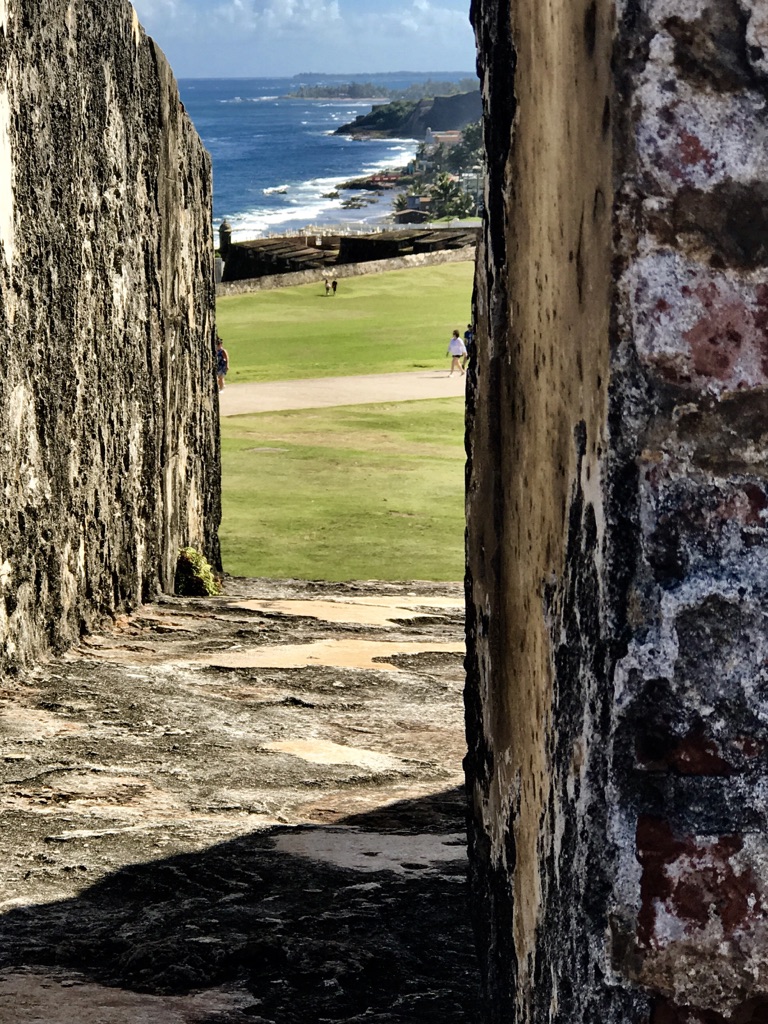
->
[
  {"left": 216, "top": 261, "right": 475, "bottom": 382},
  {"left": 217, "top": 262, "right": 472, "bottom": 581},
  {"left": 219, "top": 399, "right": 466, "bottom": 581}
]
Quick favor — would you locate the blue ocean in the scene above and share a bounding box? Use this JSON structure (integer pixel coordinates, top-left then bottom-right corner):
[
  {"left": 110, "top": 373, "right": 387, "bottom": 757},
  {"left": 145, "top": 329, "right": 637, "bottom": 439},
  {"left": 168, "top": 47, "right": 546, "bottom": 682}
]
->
[{"left": 177, "top": 73, "right": 473, "bottom": 241}]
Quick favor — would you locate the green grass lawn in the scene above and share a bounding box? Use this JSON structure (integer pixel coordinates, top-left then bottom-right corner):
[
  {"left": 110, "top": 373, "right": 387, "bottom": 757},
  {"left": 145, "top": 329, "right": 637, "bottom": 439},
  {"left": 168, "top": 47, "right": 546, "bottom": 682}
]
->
[
  {"left": 220, "top": 398, "right": 466, "bottom": 581},
  {"left": 217, "top": 261, "right": 474, "bottom": 383}
]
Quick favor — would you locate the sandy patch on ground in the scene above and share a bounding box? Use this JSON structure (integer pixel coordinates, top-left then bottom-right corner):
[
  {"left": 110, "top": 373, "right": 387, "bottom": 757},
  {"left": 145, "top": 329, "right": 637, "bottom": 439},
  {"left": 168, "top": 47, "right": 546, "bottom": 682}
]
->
[
  {"left": 5, "top": 770, "right": 184, "bottom": 819},
  {"left": 232, "top": 595, "right": 464, "bottom": 627},
  {"left": 195, "top": 638, "right": 464, "bottom": 671},
  {"left": 0, "top": 707, "right": 87, "bottom": 740},
  {"left": 262, "top": 739, "right": 403, "bottom": 770},
  {"left": 291, "top": 779, "right": 466, "bottom": 825}
]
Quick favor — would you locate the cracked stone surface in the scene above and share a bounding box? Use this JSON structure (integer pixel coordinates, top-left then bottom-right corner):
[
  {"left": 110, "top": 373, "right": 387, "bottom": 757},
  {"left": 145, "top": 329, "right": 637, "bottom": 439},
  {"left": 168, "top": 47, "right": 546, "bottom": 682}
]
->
[{"left": 0, "top": 577, "right": 478, "bottom": 1023}]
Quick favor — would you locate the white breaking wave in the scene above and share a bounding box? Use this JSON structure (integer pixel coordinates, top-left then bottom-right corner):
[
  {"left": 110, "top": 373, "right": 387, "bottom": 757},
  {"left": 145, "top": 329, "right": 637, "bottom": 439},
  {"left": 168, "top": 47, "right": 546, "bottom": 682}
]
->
[
  {"left": 226, "top": 203, "right": 390, "bottom": 241},
  {"left": 225, "top": 178, "right": 400, "bottom": 241},
  {"left": 362, "top": 141, "right": 419, "bottom": 174},
  {"left": 219, "top": 95, "right": 280, "bottom": 104},
  {"left": 218, "top": 137, "right": 417, "bottom": 242}
]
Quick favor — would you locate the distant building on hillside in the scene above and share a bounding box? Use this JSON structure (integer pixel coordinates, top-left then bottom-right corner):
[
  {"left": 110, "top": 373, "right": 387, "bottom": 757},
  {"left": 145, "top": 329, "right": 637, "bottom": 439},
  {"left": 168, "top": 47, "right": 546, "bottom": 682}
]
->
[{"left": 425, "top": 128, "right": 463, "bottom": 150}]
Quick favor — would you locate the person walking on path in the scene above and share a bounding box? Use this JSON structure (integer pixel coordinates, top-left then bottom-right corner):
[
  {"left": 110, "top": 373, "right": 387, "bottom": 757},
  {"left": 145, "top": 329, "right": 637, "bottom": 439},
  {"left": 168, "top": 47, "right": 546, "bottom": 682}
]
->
[
  {"left": 462, "top": 323, "right": 474, "bottom": 370},
  {"left": 215, "top": 337, "right": 230, "bottom": 391},
  {"left": 446, "top": 329, "right": 467, "bottom": 376}
]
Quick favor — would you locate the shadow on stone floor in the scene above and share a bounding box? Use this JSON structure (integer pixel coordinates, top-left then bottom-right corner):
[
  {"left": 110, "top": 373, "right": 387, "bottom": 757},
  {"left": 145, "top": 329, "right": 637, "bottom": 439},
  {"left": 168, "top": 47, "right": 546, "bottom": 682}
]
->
[{"left": 0, "top": 787, "right": 481, "bottom": 1024}]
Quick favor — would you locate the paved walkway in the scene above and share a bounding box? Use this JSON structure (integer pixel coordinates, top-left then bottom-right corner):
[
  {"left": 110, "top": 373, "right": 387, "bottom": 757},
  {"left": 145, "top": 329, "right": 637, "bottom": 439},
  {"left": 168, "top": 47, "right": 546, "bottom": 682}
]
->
[{"left": 219, "top": 368, "right": 467, "bottom": 416}]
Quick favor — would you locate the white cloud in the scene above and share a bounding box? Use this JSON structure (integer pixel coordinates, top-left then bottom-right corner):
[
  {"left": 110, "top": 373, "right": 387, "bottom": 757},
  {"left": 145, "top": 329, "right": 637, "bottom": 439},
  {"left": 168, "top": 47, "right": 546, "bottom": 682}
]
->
[
  {"left": 131, "top": 0, "right": 475, "bottom": 77},
  {"left": 264, "top": 0, "right": 342, "bottom": 31},
  {"left": 136, "top": 0, "right": 466, "bottom": 40},
  {"left": 132, "top": 0, "right": 182, "bottom": 22},
  {"left": 209, "top": 0, "right": 341, "bottom": 33},
  {"left": 132, "top": 0, "right": 201, "bottom": 37},
  {"left": 360, "top": 1, "right": 468, "bottom": 32}
]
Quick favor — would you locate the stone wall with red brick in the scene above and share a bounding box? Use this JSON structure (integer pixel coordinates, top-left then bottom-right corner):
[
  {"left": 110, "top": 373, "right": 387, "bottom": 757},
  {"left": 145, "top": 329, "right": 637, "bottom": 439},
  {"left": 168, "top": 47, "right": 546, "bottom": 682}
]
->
[{"left": 465, "top": 1, "right": 768, "bottom": 1021}]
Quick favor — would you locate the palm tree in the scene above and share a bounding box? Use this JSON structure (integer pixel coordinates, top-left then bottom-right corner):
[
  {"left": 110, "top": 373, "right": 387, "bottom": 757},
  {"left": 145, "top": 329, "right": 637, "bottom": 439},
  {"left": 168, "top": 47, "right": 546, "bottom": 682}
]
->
[{"left": 428, "top": 173, "right": 476, "bottom": 218}]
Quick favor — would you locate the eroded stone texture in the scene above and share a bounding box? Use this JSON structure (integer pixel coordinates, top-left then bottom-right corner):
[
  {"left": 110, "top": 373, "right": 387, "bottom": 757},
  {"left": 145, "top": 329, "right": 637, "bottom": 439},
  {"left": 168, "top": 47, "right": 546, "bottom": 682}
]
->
[
  {"left": 466, "top": 1, "right": 768, "bottom": 1020},
  {"left": 0, "top": 2, "right": 220, "bottom": 667},
  {"left": 0, "top": 579, "right": 476, "bottom": 1023}
]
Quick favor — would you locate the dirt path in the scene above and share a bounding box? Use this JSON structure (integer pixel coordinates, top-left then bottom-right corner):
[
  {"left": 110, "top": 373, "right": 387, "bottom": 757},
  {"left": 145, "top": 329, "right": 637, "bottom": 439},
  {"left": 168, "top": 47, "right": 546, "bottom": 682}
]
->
[{"left": 219, "top": 369, "right": 467, "bottom": 416}]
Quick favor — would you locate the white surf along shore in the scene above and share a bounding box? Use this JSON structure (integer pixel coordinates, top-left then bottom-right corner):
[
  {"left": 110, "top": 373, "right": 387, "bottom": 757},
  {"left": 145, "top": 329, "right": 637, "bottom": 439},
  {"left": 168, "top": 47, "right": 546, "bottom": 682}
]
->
[{"left": 226, "top": 140, "right": 419, "bottom": 241}]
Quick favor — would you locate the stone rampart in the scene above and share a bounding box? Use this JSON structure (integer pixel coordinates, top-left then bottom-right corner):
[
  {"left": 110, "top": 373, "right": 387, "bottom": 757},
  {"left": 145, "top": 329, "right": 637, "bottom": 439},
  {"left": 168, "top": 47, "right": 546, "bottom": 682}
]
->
[
  {"left": 216, "top": 245, "right": 476, "bottom": 295},
  {"left": 0, "top": 1, "right": 220, "bottom": 666},
  {"left": 466, "top": 2, "right": 768, "bottom": 1021}
]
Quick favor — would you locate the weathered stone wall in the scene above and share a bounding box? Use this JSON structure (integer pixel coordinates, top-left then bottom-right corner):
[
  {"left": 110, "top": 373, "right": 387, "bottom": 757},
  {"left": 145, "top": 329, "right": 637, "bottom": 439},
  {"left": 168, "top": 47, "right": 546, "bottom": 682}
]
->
[
  {"left": 466, "top": 1, "right": 768, "bottom": 1021},
  {"left": 0, "top": 2, "right": 220, "bottom": 666}
]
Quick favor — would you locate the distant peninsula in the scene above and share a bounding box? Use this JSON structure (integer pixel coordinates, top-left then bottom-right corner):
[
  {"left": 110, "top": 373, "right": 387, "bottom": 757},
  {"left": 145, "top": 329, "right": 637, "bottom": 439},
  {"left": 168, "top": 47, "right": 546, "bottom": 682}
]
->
[
  {"left": 333, "top": 90, "right": 482, "bottom": 140},
  {"left": 284, "top": 82, "right": 390, "bottom": 100},
  {"left": 283, "top": 78, "right": 478, "bottom": 103}
]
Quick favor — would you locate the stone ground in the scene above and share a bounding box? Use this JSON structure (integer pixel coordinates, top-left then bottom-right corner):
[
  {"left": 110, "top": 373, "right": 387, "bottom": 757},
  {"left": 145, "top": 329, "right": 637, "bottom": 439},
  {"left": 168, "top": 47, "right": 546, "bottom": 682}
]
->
[
  {"left": 0, "top": 577, "right": 481, "bottom": 1023},
  {"left": 218, "top": 370, "right": 467, "bottom": 415}
]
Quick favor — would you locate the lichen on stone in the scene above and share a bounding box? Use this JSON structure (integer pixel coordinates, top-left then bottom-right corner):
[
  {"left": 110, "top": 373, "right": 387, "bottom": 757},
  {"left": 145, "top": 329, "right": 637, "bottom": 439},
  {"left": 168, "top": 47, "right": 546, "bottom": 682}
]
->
[{"left": 174, "top": 547, "right": 222, "bottom": 597}]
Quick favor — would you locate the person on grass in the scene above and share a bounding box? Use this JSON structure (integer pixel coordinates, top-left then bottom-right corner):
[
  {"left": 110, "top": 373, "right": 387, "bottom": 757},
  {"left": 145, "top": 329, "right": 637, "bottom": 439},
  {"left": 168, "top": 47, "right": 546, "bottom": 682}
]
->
[
  {"left": 446, "top": 329, "right": 467, "bottom": 376},
  {"left": 462, "top": 323, "right": 474, "bottom": 370},
  {"left": 215, "top": 337, "right": 229, "bottom": 391}
]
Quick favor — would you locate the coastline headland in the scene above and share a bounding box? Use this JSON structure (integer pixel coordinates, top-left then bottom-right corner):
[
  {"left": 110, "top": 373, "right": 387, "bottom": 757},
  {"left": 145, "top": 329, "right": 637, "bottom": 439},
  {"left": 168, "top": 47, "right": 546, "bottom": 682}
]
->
[{"left": 335, "top": 90, "right": 482, "bottom": 140}]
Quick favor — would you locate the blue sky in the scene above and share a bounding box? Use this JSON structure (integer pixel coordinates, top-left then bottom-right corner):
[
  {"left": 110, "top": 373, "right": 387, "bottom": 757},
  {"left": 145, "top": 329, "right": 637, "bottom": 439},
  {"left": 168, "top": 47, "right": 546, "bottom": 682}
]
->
[{"left": 131, "top": 0, "right": 477, "bottom": 79}]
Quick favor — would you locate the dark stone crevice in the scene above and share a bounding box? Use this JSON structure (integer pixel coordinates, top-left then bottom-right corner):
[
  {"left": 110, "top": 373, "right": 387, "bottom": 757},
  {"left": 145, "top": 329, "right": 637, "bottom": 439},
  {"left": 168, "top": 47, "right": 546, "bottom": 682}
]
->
[
  {"left": 649, "top": 181, "right": 768, "bottom": 271},
  {"left": 664, "top": 1, "right": 768, "bottom": 94}
]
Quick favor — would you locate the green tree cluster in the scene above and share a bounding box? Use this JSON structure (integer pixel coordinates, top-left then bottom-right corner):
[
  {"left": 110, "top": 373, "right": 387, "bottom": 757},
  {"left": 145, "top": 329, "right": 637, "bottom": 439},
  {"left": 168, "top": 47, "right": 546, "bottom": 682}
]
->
[
  {"left": 427, "top": 173, "right": 477, "bottom": 219},
  {"left": 446, "top": 120, "right": 483, "bottom": 173},
  {"left": 395, "top": 77, "right": 479, "bottom": 100},
  {"left": 413, "top": 122, "right": 482, "bottom": 176},
  {"left": 393, "top": 121, "right": 484, "bottom": 218},
  {"left": 394, "top": 172, "right": 476, "bottom": 218}
]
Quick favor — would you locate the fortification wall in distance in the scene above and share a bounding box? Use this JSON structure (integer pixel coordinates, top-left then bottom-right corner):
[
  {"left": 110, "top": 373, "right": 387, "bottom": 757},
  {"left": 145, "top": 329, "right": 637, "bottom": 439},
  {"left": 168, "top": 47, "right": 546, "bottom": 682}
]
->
[
  {"left": 0, "top": 1, "right": 220, "bottom": 667},
  {"left": 466, "top": 2, "right": 768, "bottom": 1021},
  {"left": 216, "top": 246, "right": 476, "bottom": 296}
]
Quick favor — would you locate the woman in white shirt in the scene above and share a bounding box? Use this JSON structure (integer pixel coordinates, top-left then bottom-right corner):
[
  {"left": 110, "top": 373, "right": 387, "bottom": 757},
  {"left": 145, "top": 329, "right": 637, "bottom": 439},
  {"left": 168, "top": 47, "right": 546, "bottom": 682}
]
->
[{"left": 446, "top": 329, "right": 467, "bottom": 376}]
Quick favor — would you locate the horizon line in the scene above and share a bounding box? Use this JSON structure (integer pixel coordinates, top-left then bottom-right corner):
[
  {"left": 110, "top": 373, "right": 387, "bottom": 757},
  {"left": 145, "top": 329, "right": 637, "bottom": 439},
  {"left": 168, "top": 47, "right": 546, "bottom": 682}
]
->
[{"left": 177, "top": 70, "right": 477, "bottom": 81}]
